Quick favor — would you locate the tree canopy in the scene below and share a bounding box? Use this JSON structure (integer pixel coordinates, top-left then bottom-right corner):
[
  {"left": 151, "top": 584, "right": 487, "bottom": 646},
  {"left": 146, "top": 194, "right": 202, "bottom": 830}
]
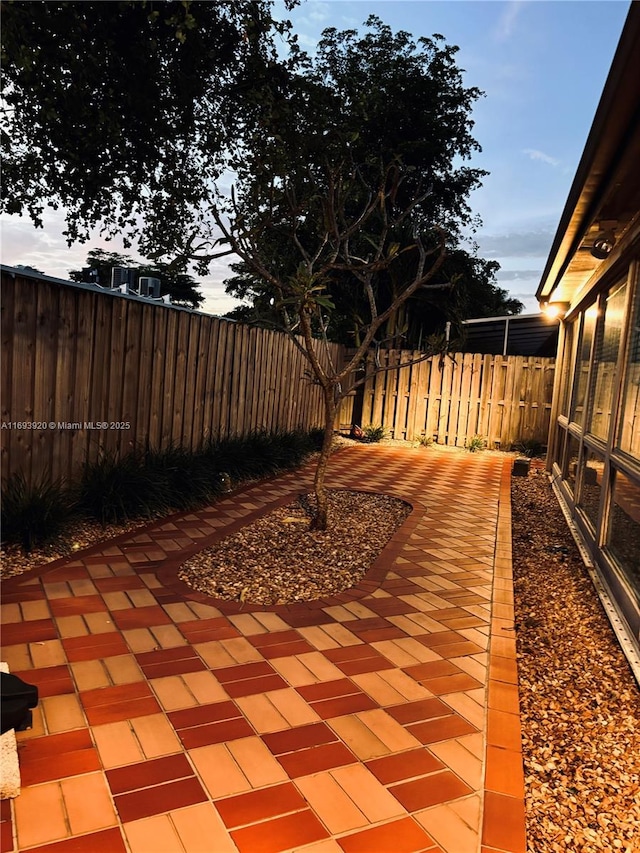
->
[
  {"left": 222, "top": 18, "right": 521, "bottom": 347},
  {"left": 1, "top": 0, "right": 296, "bottom": 247}
]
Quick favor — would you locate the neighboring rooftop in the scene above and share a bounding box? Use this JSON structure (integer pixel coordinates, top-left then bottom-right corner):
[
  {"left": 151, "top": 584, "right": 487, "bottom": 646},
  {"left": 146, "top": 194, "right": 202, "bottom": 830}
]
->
[{"left": 460, "top": 313, "right": 559, "bottom": 357}]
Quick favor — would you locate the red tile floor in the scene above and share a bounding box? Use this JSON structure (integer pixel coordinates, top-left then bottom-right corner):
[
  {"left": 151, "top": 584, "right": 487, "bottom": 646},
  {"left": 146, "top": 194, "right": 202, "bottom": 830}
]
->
[{"left": 1, "top": 445, "right": 526, "bottom": 853}]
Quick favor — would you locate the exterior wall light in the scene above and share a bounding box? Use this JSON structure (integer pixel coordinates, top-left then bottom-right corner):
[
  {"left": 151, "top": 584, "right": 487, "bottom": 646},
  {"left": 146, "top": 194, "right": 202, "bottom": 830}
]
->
[
  {"left": 591, "top": 232, "right": 616, "bottom": 259},
  {"left": 541, "top": 301, "right": 570, "bottom": 319}
]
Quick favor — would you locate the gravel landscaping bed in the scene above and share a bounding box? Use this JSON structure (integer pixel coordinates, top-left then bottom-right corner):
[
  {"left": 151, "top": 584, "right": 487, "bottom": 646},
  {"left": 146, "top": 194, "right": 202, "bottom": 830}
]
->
[
  {"left": 179, "top": 489, "right": 411, "bottom": 604},
  {"left": 512, "top": 469, "right": 640, "bottom": 853}
]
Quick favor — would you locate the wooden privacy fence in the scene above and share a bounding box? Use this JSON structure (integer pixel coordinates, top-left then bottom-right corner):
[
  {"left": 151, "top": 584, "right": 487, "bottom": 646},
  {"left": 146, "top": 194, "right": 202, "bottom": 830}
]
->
[
  {"left": 1, "top": 271, "right": 337, "bottom": 485},
  {"left": 1, "top": 269, "right": 556, "bottom": 488},
  {"left": 338, "top": 349, "right": 556, "bottom": 448}
]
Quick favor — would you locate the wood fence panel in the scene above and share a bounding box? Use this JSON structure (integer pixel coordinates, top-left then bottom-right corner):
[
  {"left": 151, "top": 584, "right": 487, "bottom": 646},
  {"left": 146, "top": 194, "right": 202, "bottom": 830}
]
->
[
  {"left": 186, "top": 314, "right": 204, "bottom": 448},
  {"left": 1, "top": 271, "right": 557, "bottom": 487},
  {"left": 212, "top": 320, "right": 233, "bottom": 438},
  {"left": 339, "top": 349, "right": 556, "bottom": 450},
  {"left": 204, "top": 317, "right": 221, "bottom": 442},
  {"left": 437, "top": 357, "right": 453, "bottom": 443},
  {"left": 10, "top": 279, "right": 38, "bottom": 480},
  {"left": 1, "top": 279, "right": 15, "bottom": 480},
  {"left": 136, "top": 304, "right": 156, "bottom": 450},
  {"left": 448, "top": 355, "right": 463, "bottom": 446},
  {"left": 182, "top": 314, "right": 202, "bottom": 450},
  {"left": 120, "top": 301, "right": 141, "bottom": 457},
  {"left": 52, "top": 287, "right": 78, "bottom": 480},
  {"left": 383, "top": 351, "right": 399, "bottom": 434},
  {"left": 499, "top": 355, "right": 519, "bottom": 448},
  {"left": 394, "top": 351, "right": 411, "bottom": 441},
  {"left": 465, "top": 353, "right": 482, "bottom": 438},
  {"left": 32, "top": 282, "right": 58, "bottom": 479},
  {"left": 269, "top": 332, "right": 286, "bottom": 432},
  {"left": 455, "top": 353, "right": 474, "bottom": 446}
]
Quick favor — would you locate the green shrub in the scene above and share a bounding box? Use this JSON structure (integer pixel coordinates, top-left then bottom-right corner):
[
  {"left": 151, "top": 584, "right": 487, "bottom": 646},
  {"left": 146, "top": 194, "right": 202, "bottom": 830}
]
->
[
  {"left": 143, "top": 445, "right": 223, "bottom": 510},
  {"left": 79, "top": 450, "right": 173, "bottom": 525},
  {"left": 362, "top": 424, "right": 388, "bottom": 443},
  {"left": 308, "top": 427, "right": 325, "bottom": 450},
  {"left": 511, "top": 438, "right": 546, "bottom": 458},
  {"left": 1, "top": 471, "right": 74, "bottom": 551},
  {"left": 467, "top": 435, "right": 487, "bottom": 453},
  {"left": 417, "top": 434, "right": 434, "bottom": 447},
  {"left": 4, "top": 427, "right": 323, "bottom": 549}
]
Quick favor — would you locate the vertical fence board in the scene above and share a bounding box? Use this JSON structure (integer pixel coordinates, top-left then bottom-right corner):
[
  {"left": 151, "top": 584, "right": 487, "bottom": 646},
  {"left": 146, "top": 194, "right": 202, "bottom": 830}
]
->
[
  {"left": 52, "top": 288, "right": 79, "bottom": 480},
  {"left": 31, "top": 282, "right": 59, "bottom": 480},
  {"left": 9, "top": 279, "right": 38, "bottom": 480},
  {"left": 119, "top": 301, "right": 141, "bottom": 458},
  {"left": 425, "top": 358, "right": 442, "bottom": 441},
  {"left": 172, "top": 311, "right": 191, "bottom": 444},
  {"left": 148, "top": 309, "right": 168, "bottom": 450},
  {"left": 184, "top": 313, "right": 202, "bottom": 449},
  {"left": 71, "top": 290, "right": 97, "bottom": 471},
  {"left": 202, "top": 317, "right": 220, "bottom": 442},
  {"left": 1, "top": 277, "right": 16, "bottom": 482},
  {"left": 135, "top": 305, "right": 156, "bottom": 451}
]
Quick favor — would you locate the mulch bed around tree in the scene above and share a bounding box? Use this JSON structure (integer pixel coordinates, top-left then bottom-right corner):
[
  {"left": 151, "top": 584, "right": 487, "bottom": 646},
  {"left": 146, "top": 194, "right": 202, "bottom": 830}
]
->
[
  {"left": 512, "top": 467, "right": 640, "bottom": 853},
  {"left": 179, "top": 490, "right": 411, "bottom": 605}
]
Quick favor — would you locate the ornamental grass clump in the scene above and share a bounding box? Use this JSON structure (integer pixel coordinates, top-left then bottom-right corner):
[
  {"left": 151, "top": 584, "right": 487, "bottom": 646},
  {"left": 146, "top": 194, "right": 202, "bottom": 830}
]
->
[
  {"left": 79, "top": 450, "right": 173, "bottom": 525},
  {"left": 1, "top": 471, "right": 74, "bottom": 551},
  {"left": 466, "top": 435, "right": 487, "bottom": 453},
  {"left": 362, "top": 424, "right": 388, "bottom": 443}
]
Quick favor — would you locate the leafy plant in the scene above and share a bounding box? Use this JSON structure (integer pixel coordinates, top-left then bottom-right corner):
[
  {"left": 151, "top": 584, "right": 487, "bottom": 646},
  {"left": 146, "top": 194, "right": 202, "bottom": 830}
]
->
[
  {"left": 511, "top": 439, "right": 546, "bottom": 458},
  {"left": 363, "top": 424, "right": 388, "bottom": 443},
  {"left": 143, "top": 445, "right": 223, "bottom": 511},
  {"left": 3, "top": 428, "right": 324, "bottom": 551},
  {"left": 79, "top": 450, "right": 173, "bottom": 525},
  {"left": 417, "top": 434, "right": 434, "bottom": 447},
  {"left": 467, "top": 435, "right": 487, "bottom": 453},
  {"left": 1, "top": 471, "right": 74, "bottom": 551}
]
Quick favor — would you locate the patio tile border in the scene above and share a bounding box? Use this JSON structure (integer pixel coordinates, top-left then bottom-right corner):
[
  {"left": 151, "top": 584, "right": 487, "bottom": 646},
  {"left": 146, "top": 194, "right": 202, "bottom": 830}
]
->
[{"left": 481, "top": 458, "right": 527, "bottom": 853}]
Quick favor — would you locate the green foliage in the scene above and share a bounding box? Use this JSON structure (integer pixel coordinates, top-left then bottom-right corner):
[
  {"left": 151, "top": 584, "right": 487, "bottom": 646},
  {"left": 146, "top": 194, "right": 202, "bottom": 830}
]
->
[
  {"left": 142, "top": 445, "right": 223, "bottom": 511},
  {"left": 1, "top": 0, "right": 296, "bottom": 249},
  {"left": 511, "top": 439, "right": 546, "bottom": 458},
  {"left": 79, "top": 451, "right": 174, "bottom": 525},
  {"left": 417, "top": 434, "right": 434, "bottom": 448},
  {"left": 467, "top": 435, "right": 487, "bottom": 453},
  {"left": 220, "top": 16, "right": 514, "bottom": 351},
  {"left": 362, "top": 425, "right": 388, "bottom": 443},
  {"left": 72, "top": 428, "right": 322, "bottom": 528},
  {"left": 1, "top": 471, "right": 74, "bottom": 551}
]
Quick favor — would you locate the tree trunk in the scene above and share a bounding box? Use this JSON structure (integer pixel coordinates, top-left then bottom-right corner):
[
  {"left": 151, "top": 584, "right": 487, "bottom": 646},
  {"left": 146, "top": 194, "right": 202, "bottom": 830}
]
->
[{"left": 310, "top": 389, "right": 337, "bottom": 531}]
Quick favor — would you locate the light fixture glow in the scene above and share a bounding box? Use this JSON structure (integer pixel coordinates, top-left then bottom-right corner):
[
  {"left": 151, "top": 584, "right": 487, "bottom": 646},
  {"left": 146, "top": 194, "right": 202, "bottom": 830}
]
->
[
  {"left": 541, "top": 301, "right": 570, "bottom": 319},
  {"left": 591, "top": 232, "right": 616, "bottom": 260}
]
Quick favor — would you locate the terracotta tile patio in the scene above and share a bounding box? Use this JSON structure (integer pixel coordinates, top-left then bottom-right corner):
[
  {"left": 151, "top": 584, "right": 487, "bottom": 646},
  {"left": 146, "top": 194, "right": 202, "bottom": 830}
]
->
[{"left": 1, "top": 445, "right": 526, "bottom": 853}]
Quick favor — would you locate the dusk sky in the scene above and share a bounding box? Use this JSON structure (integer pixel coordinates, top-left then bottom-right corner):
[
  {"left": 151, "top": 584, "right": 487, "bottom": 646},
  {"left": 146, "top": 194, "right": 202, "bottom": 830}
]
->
[{"left": 0, "top": 0, "right": 632, "bottom": 315}]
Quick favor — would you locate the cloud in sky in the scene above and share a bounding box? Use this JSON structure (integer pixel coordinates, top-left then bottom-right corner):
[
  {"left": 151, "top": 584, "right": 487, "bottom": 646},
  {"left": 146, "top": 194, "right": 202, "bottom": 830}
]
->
[
  {"left": 496, "top": 269, "right": 543, "bottom": 282},
  {"left": 477, "top": 228, "right": 555, "bottom": 259},
  {"left": 306, "top": 2, "right": 330, "bottom": 24},
  {"left": 493, "top": 1, "right": 525, "bottom": 43},
  {"left": 523, "top": 148, "right": 560, "bottom": 167}
]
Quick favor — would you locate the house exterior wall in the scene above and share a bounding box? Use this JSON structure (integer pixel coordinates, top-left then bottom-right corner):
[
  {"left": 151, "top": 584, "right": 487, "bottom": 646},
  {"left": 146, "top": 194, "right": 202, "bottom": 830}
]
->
[{"left": 548, "top": 239, "right": 640, "bottom": 657}]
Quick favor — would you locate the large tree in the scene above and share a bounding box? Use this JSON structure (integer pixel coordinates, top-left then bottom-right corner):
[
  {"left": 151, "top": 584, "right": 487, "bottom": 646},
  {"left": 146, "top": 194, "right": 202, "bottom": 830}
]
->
[
  {"left": 222, "top": 18, "right": 521, "bottom": 352},
  {"left": 183, "top": 18, "right": 494, "bottom": 528},
  {"left": 68, "top": 249, "right": 204, "bottom": 308}
]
